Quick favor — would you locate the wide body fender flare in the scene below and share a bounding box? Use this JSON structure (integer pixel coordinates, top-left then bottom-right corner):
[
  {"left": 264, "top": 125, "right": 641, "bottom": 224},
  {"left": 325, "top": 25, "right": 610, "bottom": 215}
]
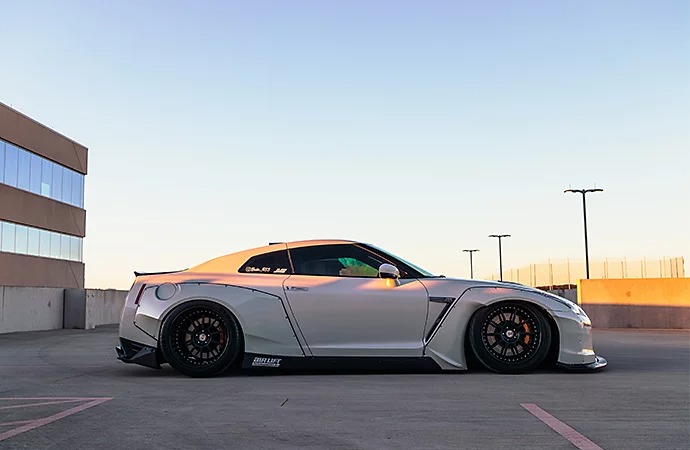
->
[{"left": 423, "top": 285, "right": 585, "bottom": 370}]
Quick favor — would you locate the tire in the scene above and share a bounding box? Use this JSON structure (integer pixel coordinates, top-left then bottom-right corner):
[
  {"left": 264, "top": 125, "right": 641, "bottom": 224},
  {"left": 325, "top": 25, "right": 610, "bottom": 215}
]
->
[
  {"left": 159, "top": 300, "right": 242, "bottom": 378},
  {"left": 468, "top": 301, "right": 551, "bottom": 374}
]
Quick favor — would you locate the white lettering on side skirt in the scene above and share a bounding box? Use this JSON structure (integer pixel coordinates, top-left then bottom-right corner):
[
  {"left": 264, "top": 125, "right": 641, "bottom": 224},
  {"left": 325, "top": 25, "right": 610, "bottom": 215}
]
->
[{"left": 252, "top": 357, "right": 282, "bottom": 368}]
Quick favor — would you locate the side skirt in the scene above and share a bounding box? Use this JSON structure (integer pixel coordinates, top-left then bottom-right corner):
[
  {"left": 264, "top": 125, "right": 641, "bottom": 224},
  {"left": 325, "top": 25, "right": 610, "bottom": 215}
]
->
[{"left": 242, "top": 353, "right": 444, "bottom": 373}]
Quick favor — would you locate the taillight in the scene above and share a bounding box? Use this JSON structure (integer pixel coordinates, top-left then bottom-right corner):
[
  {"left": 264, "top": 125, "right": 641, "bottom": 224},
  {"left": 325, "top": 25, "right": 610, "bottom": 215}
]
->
[{"left": 134, "top": 284, "right": 147, "bottom": 305}]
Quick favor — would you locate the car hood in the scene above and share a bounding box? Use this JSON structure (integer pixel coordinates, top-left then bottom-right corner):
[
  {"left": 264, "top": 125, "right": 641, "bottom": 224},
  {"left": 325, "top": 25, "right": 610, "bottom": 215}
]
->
[{"left": 418, "top": 277, "right": 545, "bottom": 298}]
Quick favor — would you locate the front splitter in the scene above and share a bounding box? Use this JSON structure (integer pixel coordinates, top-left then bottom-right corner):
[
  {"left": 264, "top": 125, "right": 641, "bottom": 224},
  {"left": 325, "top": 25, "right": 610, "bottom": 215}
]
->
[{"left": 557, "top": 355, "right": 608, "bottom": 372}]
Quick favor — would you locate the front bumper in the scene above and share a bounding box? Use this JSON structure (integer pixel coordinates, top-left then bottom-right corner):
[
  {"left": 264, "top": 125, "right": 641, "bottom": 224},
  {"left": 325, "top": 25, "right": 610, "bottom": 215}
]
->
[
  {"left": 557, "top": 355, "right": 608, "bottom": 371},
  {"left": 115, "top": 337, "right": 162, "bottom": 370}
]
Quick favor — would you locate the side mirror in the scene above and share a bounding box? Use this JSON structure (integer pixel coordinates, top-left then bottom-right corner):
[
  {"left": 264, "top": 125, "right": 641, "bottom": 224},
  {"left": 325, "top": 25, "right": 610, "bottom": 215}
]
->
[{"left": 378, "top": 263, "right": 400, "bottom": 279}]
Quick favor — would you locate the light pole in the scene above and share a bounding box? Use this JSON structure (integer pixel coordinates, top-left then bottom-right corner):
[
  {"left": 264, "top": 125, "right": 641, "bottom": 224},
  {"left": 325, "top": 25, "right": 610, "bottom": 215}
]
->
[
  {"left": 488, "top": 234, "right": 510, "bottom": 281},
  {"left": 564, "top": 187, "right": 603, "bottom": 279},
  {"left": 463, "top": 249, "right": 479, "bottom": 278}
]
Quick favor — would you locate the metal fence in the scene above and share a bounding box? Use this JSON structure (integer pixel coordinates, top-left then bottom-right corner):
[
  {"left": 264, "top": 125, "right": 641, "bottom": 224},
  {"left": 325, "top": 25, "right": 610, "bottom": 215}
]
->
[{"left": 485, "top": 256, "right": 685, "bottom": 289}]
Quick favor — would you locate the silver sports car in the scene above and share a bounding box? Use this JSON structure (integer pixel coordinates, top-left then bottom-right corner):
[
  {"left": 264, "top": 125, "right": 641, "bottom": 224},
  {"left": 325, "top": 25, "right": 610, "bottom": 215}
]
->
[{"left": 115, "top": 239, "right": 607, "bottom": 377}]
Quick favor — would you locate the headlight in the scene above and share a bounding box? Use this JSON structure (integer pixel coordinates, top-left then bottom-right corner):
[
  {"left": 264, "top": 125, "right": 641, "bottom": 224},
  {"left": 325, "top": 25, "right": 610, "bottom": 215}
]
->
[{"left": 570, "top": 302, "right": 587, "bottom": 316}]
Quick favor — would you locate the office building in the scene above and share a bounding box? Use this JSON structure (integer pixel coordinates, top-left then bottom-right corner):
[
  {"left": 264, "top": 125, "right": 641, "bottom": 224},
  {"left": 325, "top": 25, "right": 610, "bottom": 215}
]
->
[{"left": 0, "top": 102, "right": 87, "bottom": 288}]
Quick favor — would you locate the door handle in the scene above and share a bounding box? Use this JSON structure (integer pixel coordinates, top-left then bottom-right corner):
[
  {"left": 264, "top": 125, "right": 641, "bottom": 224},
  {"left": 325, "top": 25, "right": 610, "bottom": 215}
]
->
[{"left": 287, "top": 286, "right": 309, "bottom": 291}]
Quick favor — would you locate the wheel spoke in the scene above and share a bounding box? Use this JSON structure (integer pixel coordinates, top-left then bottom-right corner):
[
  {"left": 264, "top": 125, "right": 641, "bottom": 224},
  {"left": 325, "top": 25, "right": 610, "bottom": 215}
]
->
[
  {"left": 481, "top": 304, "right": 544, "bottom": 364},
  {"left": 491, "top": 340, "right": 504, "bottom": 349},
  {"left": 168, "top": 307, "right": 233, "bottom": 367}
]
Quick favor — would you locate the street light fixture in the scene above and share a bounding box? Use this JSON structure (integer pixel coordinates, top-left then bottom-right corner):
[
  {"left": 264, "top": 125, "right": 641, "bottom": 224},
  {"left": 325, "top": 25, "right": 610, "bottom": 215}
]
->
[
  {"left": 564, "top": 187, "right": 603, "bottom": 279},
  {"left": 462, "top": 249, "right": 479, "bottom": 278},
  {"left": 488, "top": 234, "right": 511, "bottom": 281}
]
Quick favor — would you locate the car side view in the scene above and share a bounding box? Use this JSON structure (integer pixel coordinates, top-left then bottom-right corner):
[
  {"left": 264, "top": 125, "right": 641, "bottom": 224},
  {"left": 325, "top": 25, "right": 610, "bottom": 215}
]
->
[{"left": 115, "top": 239, "right": 607, "bottom": 377}]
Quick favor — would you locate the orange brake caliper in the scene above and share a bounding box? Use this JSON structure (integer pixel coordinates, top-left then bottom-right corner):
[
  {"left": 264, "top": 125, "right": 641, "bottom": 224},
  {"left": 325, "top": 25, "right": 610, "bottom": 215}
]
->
[{"left": 523, "top": 323, "right": 531, "bottom": 344}]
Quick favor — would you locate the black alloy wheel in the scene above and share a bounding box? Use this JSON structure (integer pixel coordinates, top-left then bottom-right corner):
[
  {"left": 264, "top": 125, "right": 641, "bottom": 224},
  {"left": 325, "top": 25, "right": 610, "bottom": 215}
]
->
[
  {"left": 160, "top": 300, "right": 242, "bottom": 378},
  {"left": 468, "top": 301, "right": 551, "bottom": 374}
]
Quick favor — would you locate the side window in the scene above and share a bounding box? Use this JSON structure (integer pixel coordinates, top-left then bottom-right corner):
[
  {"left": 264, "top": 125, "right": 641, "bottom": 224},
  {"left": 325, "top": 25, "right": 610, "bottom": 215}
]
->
[
  {"left": 289, "top": 244, "right": 386, "bottom": 278},
  {"left": 239, "top": 250, "right": 292, "bottom": 275}
]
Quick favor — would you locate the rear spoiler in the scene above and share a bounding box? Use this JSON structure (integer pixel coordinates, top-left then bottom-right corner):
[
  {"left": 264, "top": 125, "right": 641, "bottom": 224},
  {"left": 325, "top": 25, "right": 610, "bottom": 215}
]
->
[{"left": 134, "top": 269, "right": 187, "bottom": 277}]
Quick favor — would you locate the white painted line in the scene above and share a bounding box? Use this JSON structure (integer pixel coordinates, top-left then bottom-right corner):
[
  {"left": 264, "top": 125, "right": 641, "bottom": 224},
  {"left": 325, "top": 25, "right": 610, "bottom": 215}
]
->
[
  {"left": 0, "top": 398, "right": 92, "bottom": 401},
  {"left": 0, "top": 420, "right": 34, "bottom": 427},
  {"left": 521, "top": 403, "right": 603, "bottom": 450},
  {"left": 0, "top": 398, "right": 112, "bottom": 442},
  {"left": 0, "top": 399, "right": 86, "bottom": 410}
]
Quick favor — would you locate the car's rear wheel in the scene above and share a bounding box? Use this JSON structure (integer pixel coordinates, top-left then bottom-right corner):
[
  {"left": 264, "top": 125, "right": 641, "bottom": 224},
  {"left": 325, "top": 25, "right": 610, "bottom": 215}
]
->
[
  {"left": 160, "top": 300, "right": 242, "bottom": 378},
  {"left": 468, "top": 301, "right": 551, "bottom": 374}
]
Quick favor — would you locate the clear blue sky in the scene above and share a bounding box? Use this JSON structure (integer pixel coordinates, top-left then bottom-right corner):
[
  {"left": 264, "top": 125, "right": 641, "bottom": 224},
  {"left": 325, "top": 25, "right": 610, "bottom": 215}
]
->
[{"left": 1, "top": 1, "right": 688, "bottom": 289}]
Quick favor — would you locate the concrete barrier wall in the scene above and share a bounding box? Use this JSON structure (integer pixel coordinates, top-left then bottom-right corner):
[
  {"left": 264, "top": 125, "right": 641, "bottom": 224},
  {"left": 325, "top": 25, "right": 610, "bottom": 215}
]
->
[
  {"left": 2, "top": 280, "right": 688, "bottom": 333},
  {"left": 546, "top": 288, "right": 577, "bottom": 303},
  {"left": 0, "top": 286, "right": 128, "bottom": 334},
  {"left": 578, "top": 278, "right": 690, "bottom": 329},
  {"left": 85, "top": 289, "right": 127, "bottom": 330},
  {"left": 0, "top": 286, "right": 65, "bottom": 334}
]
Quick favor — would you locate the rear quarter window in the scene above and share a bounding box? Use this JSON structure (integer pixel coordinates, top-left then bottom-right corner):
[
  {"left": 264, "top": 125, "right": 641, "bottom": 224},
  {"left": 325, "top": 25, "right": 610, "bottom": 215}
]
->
[{"left": 239, "top": 250, "right": 292, "bottom": 274}]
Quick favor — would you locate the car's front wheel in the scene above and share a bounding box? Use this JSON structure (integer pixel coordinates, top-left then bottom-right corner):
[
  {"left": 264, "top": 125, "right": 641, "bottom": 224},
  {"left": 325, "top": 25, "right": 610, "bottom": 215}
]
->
[
  {"left": 468, "top": 301, "right": 551, "bottom": 374},
  {"left": 160, "top": 300, "right": 242, "bottom": 378}
]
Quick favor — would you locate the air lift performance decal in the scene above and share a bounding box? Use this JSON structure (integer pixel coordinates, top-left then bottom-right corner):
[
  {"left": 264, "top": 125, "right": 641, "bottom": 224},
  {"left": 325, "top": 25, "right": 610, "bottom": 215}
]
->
[
  {"left": 245, "top": 266, "right": 289, "bottom": 274},
  {"left": 252, "top": 357, "right": 282, "bottom": 368}
]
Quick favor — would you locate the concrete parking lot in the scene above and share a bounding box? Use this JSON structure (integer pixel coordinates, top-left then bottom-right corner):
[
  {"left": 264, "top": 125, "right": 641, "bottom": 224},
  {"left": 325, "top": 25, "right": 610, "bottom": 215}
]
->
[{"left": 0, "top": 327, "right": 688, "bottom": 450}]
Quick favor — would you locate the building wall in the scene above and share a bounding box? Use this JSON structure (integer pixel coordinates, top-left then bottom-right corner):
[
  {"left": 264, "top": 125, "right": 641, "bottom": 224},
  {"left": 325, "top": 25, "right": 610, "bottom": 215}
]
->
[
  {"left": 0, "top": 103, "right": 88, "bottom": 174},
  {"left": 0, "top": 252, "right": 84, "bottom": 289},
  {"left": 578, "top": 278, "right": 690, "bottom": 329},
  {"left": 0, "top": 184, "right": 86, "bottom": 236},
  {"left": 0, "top": 101, "right": 87, "bottom": 289}
]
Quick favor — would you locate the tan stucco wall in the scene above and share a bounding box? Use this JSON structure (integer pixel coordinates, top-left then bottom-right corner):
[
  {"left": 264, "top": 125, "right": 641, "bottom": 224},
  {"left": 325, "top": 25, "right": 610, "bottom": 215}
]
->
[
  {"left": 0, "top": 184, "right": 86, "bottom": 237},
  {"left": 0, "top": 252, "right": 84, "bottom": 289},
  {"left": 0, "top": 102, "right": 88, "bottom": 174}
]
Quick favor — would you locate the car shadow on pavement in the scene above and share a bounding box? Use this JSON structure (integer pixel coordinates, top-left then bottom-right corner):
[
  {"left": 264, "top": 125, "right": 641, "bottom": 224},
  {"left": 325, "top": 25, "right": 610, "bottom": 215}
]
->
[{"left": 105, "top": 361, "right": 612, "bottom": 379}]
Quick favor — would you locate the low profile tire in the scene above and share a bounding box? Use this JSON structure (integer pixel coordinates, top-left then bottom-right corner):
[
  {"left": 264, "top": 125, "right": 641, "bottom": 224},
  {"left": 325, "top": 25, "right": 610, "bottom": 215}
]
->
[
  {"left": 160, "top": 300, "right": 242, "bottom": 378},
  {"left": 468, "top": 301, "right": 551, "bottom": 374}
]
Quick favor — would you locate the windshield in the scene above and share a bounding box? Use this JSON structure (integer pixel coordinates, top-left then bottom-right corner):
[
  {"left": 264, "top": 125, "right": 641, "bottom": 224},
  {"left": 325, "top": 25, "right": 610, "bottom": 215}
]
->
[{"left": 364, "top": 244, "right": 437, "bottom": 278}]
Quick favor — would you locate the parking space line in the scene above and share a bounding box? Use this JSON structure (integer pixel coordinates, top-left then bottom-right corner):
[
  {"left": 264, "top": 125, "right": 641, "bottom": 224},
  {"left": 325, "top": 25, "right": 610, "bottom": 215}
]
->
[
  {"left": 0, "top": 420, "right": 34, "bottom": 427},
  {"left": 0, "top": 397, "right": 112, "bottom": 442},
  {"left": 0, "top": 398, "right": 92, "bottom": 401},
  {"left": 521, "top": 403, "right": 603, "bottom": 450},
  {"left": 0, "top": 400, "right": 86, "bottom": 410}
]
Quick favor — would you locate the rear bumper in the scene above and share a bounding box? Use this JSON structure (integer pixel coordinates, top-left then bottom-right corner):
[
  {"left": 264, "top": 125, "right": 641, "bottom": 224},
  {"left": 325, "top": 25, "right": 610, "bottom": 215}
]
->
[
  {"left": 115, "top": 337, "right": 161, "bottom": 370},
  {"left": 557, "top": 355, "right": 608, "bottom": 371}
]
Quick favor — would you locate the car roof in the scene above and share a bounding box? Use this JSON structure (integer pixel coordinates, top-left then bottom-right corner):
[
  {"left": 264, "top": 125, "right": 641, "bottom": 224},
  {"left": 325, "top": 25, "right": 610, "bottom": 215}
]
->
[{"left": 187, "top": 239, "right": 358, "bottom": 273}]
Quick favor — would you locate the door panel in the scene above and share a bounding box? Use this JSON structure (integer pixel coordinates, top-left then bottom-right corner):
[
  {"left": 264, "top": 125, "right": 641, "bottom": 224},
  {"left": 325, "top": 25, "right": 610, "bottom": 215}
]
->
[{"left": 282, "top": 275, "right": 429, "bottom": 357}]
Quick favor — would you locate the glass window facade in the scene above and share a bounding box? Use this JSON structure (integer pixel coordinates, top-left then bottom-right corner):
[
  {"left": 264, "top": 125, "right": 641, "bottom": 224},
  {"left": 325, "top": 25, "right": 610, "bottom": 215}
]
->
[
  {"left": 0, "top": 219, "right": 83, "bottom": 262},
  {"left": 0, "top": 140, "right": 5, "bottom": 182},
  {"left": 4, "top": 143, "right": 18, "bottom": 187},
  {"left": 0, "top": 137, "right": 85, "bottom": 208}
]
